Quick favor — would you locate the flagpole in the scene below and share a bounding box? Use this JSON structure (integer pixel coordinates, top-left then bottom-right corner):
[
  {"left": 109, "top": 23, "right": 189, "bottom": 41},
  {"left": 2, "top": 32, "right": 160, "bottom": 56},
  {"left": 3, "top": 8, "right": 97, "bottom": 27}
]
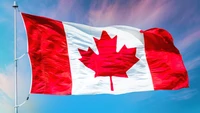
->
[{"left": 13, "top": 1, "right": 18, "bottom": 113}]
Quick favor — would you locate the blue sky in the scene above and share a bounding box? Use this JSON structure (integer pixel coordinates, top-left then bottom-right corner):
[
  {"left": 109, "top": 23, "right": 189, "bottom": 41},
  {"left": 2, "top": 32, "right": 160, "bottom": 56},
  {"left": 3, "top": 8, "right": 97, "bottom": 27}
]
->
[{"left": 0, "top": 0, "right": 200, "bottom": 113}]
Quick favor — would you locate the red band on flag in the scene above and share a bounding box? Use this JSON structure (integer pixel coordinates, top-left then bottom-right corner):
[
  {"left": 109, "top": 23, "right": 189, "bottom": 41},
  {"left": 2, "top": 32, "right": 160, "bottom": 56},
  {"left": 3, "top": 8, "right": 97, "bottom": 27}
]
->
[
  {"left": 22, "top": 13, "right": 72, "bottom": 95},
  {"left": 142, "top": 28, "right": 189, "bottom": 90}
]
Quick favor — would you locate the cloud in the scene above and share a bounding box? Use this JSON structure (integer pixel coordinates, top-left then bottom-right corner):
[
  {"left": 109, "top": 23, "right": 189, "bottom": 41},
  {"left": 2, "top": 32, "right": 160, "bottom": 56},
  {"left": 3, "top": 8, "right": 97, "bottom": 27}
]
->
[
  {"left": 0, "top": 89, "right": 13, "bottom": 113},
  {"left": 170, "top": 89, "right": 198, "bottom": 101},
  {"left": 185, "top": 56, "right": 200, "bottom": 71},
  {"left": 49, "top": 0, "right": 76, "bottom": 20},
  {"left": 0, "top": 65, "right": 15, "bottom": 99},
  {"left": 87, "top": 0, "right": 173, "bottom": 28},
  {"left": 171, "top": 0, "right": 200, "bottom": 27},
  {"left": 29, "top": 0, "right": 76, "bottom": 20},
  {"left": 177, "top": 30, "right": 200, "bottom": 53},
  {"left": 0, "top": 71, "right": 14, "bottom": 113}
]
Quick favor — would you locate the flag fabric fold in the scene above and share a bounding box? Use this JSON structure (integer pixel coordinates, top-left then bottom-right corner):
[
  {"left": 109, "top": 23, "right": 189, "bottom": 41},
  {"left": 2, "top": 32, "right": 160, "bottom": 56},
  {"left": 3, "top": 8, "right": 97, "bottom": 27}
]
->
[{"left": 22, "top": 12, "right": 188, "bottom": 95}]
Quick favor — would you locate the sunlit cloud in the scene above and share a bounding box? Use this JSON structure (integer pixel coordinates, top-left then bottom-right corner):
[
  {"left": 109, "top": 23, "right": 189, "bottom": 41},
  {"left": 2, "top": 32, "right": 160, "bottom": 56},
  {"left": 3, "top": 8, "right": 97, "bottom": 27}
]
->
[
  {"left": 0, "top": 97, "right": 13, "bottom": 113},
  {"left": 0, "top": 67, "right": 14, "bottom": 99},
  {"left": 87, "top": 0, "right": 174, "bottom": 28},
  {"left": 29, "top": 0, "right": 76, "bottom": 21},
  {"left": 177, "top": 30, "right": 200, "bottom": 53},
  {"left": 0, "top": 71, "right": 14, "bottom": 113}
]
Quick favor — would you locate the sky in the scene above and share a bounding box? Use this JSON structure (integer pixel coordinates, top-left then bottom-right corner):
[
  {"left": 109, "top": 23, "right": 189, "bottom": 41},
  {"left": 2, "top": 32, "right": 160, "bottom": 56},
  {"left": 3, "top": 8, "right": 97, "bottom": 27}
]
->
[{"left": 0, "top": 0, "right": 200, "bottom": 113}]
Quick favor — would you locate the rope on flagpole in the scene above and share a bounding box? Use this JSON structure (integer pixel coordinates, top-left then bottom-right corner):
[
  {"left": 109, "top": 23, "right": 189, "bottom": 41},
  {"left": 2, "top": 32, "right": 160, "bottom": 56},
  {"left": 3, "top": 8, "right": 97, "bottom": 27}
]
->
[
  {"left": 14, "top": 94, "right": 30, "bottom": 108},
  {"left": 15, "top": 52, "right": 27, "bottom": 61}
]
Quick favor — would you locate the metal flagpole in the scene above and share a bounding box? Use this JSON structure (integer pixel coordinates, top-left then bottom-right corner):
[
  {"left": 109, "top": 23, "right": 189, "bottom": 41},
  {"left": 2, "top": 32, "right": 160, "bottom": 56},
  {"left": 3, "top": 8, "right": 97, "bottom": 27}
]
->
[{"left": 13, "top": 1, "right": 18, "bottom": 113}]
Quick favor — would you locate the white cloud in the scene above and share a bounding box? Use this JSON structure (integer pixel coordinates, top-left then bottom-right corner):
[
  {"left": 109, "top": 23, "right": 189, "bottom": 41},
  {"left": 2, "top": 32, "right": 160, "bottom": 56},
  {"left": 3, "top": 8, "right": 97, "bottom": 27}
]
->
[
  {"left": 0, "top": 71, "right": 14, "bottom": 113},
  {"left": 0, "top": 65, "right": 15, "bottom": 99},
  {"left": 170, "top": 89, "right": 198, "bottom": 101},
  {"left": 0, "top": 88, "right": 13, "bottom": 113}
]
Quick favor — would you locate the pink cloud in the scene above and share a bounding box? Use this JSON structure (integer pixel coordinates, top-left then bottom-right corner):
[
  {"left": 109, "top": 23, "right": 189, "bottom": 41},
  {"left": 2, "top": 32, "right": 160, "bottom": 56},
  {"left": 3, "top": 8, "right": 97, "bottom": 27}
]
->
[
  {"left": 0, "top": 70, "right": 15, "bottom": 113},
  {"left": 39, "top": 0, "right": 76, "bottom": 20},
  {"left": 0, "top": 67, "right": 15, "bottom": 99},
  {"left": 88, "top": 0, "right": 174, "bottom": 28},
  {"left": 177, "top": 30, "right": 200, "bottom": 52},
  {"left": 20, "top": 0, "right": 76, "bottom": 21}
]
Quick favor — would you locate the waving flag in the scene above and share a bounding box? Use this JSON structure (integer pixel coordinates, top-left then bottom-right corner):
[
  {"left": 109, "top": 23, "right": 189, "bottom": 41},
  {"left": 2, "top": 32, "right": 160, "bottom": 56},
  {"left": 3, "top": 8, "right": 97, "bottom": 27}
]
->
[{"left": 22, "top": 12, "right": 188, "bottom": 95}]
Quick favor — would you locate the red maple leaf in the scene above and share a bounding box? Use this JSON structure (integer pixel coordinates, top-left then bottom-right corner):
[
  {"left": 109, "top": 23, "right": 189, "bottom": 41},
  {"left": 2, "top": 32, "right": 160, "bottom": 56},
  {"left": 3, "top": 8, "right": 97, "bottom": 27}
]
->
[{"left": 78, "top": 30, "right": 139, "bottom": 91}]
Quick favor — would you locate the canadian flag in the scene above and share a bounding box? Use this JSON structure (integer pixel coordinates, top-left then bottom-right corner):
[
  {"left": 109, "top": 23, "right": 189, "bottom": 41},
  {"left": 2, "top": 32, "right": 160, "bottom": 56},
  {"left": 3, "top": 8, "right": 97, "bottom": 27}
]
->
[{"left": 22, "top": 13, "right": 188, "bottom": 95}]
